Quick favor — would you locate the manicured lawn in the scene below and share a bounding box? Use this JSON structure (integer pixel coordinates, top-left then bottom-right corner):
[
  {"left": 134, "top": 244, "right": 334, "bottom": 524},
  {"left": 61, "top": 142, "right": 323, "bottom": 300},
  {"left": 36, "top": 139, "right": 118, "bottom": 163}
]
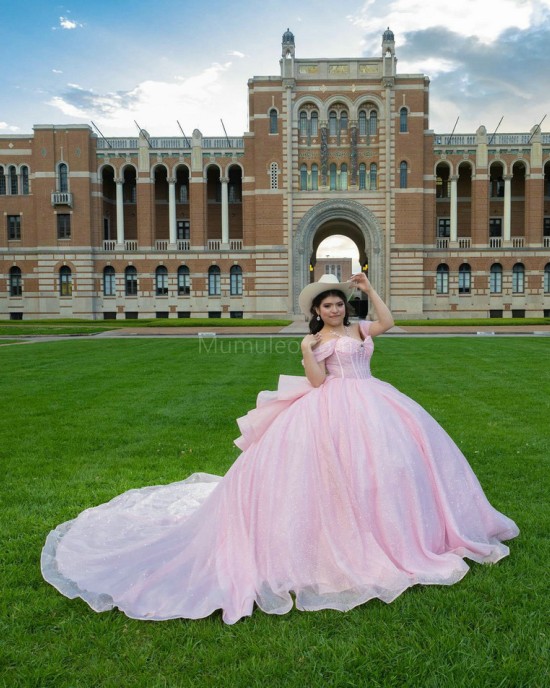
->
[{"left": 0, "top": 338, "right": 548, "bottom": 687}]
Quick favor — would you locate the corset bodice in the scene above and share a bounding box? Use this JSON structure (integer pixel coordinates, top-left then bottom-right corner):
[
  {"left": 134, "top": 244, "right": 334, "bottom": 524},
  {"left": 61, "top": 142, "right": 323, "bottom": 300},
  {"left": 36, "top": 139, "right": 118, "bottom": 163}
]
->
[{"left": 315, "top": 336, "right": 374, "bottom": 379}]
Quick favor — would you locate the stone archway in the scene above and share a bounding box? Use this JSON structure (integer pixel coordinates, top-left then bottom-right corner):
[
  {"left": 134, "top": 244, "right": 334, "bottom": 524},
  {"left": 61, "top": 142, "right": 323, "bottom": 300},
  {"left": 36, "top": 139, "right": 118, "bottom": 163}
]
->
[{"left": 292, "top": 199, "right": 384, "bottom": 314}]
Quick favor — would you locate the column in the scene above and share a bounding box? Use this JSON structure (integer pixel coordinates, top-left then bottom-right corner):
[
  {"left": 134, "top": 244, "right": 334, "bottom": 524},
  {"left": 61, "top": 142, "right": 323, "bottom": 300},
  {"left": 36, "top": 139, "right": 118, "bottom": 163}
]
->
[
  {"left": 221, "top": 176, "right": 229, "bottom": 247},
  {"left": 115, "top": 178, "right": 125, "bottom": 246},
  {"left": 450, "top": 175, "right": 458, "bottom": 243},
  {"left": 168, "top": 177, "right": 177, "bottom": 247},
  {"left": 503, "top": 175, "right": 512, "bottom": 242}
]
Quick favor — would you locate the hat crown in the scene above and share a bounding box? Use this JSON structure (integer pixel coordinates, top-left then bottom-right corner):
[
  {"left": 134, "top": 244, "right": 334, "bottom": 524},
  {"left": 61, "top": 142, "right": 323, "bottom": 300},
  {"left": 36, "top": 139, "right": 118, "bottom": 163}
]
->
[{"left": 318, "top": 274, "right": 340, "bottom": 285}]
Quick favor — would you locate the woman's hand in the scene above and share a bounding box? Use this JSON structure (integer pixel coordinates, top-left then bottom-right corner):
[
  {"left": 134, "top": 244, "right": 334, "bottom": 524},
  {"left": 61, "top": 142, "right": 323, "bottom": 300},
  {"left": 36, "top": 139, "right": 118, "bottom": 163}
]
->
[
  {"left": 301, "top": 333, "right": 321, "bottom": 352},
  {"left": 349, "top": 272, "right": 371, "bottom": 293}
]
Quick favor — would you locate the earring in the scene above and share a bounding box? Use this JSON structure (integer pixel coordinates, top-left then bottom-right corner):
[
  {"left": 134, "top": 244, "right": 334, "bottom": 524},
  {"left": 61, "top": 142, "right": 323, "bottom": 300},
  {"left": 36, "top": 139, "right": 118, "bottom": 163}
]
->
[{"left": 316, "top": 315, "right": 321, "bottom": 321}]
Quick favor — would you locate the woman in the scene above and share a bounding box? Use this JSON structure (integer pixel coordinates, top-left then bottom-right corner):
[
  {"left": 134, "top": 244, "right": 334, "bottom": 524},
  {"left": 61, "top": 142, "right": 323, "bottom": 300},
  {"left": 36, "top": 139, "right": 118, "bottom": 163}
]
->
[{"left": 42, "top": 274, "right": 518, "bottom": 624}]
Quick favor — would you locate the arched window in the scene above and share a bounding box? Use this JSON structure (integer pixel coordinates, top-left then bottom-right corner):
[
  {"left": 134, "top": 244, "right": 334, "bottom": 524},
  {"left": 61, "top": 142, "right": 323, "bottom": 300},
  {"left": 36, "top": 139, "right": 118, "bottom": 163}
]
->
[
  {"left": 230, "top": 265, "right": 243, "bottom": 296},
  {"left": 340, "top": 111, "right": 348, "bottom": 132},
  {"left": 544, "top": 263, "right": 550, "bottom": 293},
  {"left": 125, "top": 266, "right": 138, "bottom": 296},
  {"left": 329, "top": 163, "right": 337, "bottom": 191},
  {"left": 9, "top": 166, "right": 18, "bottom": 195},
  {"left": 310, "top": 111, "right": 318, "bottom": 136},
  {"left": 59, "top": 266, "right": 72, "bottom": 296},
  {"left": 400, "top": 161, "right": 408, "bottom": 189},
  {"left": 340, "top": 164, "right": 348, "bottom": 190},
  {"left": 358, "top": 111, "right": 367, "bottom": 136},
  {"left": 399, "top": 107, "right": 408, "bottom": 133},
  {"left": 103, "top": 266, "right": 116, "bottom": 296},
  {"left": 9, "top": 266, "right": 22, "bottom": 297},
  {"left": 369, "top": 110, "right": 378, "bottom": 135},
  {"left": 300, "top": 164, "right": 308, "bottom": 191},
  {"left": 458, "top": 263, "right": 471, "bottom": 294},
  {"left": 178, "top": 265, "right": 190, "bottom": 295},
  {"left": 436, "top": 264, "right": 449, "bottom": 294},
  {"left": 0, "top": 166, "right": 5, "bottom": 195},
  {"left": 311, "top": 164, "right": 319, "bottom": 191},
  {"left": 58, "top": 163, "right": 68, "bottom": 192},
  {"left": 269, "top": 108, "right": 278, "bottom": 134},
  {"left": 512, "top": 263, "right": 524, "bottom": 293},
  {"left": 155, "top": 266, "right": 168, "bottom": 296},
  {"left": 359, "top": 163, "right": 366, "bottom": 190},
  {"left": 270, "top": 162, "right": 279, "bottom": 190},
  {"left": 369, "top": 163, "right": 377, "bottom": 190},
  {"left": 299, "top": 111, "right": 308, "bottom": 137},
  {"left": 20, "top": 166, "right": 29, "bottom": 195},
  {"left": 490, "top": 263, "right": 502, "bottom": 294},
  {"left": 329, "top": 111, "right": 338, "bottom": 136},
  {"left": 208, "top": 265, "right": 221, "bottom": 296}
]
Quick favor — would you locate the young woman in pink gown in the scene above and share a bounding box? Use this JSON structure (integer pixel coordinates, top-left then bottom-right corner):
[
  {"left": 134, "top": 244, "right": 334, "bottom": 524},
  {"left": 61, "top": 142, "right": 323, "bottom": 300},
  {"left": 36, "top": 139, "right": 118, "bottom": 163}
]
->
[{"left": 41, "top": 273, "right": 519, "bottom": 624}]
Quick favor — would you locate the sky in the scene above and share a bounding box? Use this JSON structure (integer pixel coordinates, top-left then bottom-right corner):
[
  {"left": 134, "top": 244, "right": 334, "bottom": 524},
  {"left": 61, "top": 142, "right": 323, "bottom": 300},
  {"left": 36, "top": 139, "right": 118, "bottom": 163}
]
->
[{"left": 1, "top": 0, "right": 549, "bottom": 265}]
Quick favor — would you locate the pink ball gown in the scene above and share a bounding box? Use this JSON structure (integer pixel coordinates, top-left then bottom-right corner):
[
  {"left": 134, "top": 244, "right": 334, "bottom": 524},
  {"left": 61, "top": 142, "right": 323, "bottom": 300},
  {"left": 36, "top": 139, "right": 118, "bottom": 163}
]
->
[{"left": 41, "top": 321, "right": 519, "bottom": 624}]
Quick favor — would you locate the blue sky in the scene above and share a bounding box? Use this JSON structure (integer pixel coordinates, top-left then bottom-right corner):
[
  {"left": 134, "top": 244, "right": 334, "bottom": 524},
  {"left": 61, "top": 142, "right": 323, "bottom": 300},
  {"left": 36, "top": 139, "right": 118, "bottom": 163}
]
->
[{"left": 2, "top": 0, "right": 550, "bottom": 138}]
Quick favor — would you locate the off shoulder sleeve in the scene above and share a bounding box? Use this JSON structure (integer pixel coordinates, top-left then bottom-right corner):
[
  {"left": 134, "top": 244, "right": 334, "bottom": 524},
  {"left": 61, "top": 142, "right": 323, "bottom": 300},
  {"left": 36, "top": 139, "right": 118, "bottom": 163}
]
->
[
  {"left": 359, "top": 320, "right": 372, "bottom": 338},
  {"left": 301, "top": 340, "right": 335, "bottom": 367}
]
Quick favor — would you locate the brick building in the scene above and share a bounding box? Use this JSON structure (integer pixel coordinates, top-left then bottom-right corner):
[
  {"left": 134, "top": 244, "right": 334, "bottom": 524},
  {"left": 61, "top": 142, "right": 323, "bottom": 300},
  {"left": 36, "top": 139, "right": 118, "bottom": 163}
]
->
[{"left": 1, "top": 28, "right": 550, "bottom": 320}]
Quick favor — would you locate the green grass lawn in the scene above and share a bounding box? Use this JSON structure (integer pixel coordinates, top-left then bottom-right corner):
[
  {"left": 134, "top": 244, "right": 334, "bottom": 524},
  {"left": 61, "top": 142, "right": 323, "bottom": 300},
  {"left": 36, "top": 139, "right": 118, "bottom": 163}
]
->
[{"left": 0, "top": 338, "right": 548, "bottom": 687}]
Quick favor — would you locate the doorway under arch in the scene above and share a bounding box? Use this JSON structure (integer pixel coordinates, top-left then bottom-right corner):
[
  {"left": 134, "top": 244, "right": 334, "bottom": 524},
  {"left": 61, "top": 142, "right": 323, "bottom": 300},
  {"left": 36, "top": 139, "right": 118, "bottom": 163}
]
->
[{"left": 292, "top": 199, "right": 384, "bottom": 316}]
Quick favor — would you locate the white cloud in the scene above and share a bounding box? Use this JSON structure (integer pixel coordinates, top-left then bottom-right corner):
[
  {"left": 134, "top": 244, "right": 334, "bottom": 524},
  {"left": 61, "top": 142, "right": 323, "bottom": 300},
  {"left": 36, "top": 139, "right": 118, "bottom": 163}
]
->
[
  {"left": 0, "top": 121, "right": 20, "bottom": 132},
  {"left": 52, "top": 69, "right": 63, "bottom": 74},
  {"left": 47, "top": 61, "right": 246, "bottom": 135},
  {"left": 59, "top": 16, "right": 83, "bottom": 30},
  {"left": 229, "top": 50, "right": 245, "bottom": 58}
]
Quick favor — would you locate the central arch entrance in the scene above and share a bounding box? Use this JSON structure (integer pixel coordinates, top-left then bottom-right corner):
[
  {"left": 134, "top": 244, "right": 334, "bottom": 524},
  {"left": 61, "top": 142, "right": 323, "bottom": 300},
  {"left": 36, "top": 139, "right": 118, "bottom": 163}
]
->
[{"left": 292, "top": 199, "right": 385, "bottom": 316}]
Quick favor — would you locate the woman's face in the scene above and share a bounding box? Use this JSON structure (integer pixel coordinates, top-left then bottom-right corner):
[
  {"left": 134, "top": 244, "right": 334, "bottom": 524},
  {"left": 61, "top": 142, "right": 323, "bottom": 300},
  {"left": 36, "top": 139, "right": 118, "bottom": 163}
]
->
[{"left": 317, "top": 294, "right": 346, "bottom": 325}]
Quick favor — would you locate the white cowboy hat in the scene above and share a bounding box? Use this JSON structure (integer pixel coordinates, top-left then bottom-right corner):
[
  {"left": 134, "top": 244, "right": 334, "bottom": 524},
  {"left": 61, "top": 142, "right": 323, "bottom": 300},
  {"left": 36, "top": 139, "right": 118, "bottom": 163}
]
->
[{"left": 298, "top": 274, "right": 356, "bottom": 316}]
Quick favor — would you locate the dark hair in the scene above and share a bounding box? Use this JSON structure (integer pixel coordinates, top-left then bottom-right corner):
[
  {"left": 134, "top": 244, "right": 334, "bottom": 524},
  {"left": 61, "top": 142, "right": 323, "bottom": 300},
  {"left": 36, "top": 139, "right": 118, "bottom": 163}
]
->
[{"left": 308, "top": 289, "right": 351, "bottom": 334}]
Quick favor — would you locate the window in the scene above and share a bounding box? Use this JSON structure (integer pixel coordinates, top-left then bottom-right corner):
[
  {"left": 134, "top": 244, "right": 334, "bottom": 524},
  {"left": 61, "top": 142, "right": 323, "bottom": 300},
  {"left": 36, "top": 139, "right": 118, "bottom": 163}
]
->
[
  {"left": 369, "top": 110, "right": 378, "bottom": 135},
  {"left": 125, "top": 266, "right": 138, "bottom": 296},
  {"left": 103, "top": 218, "right": 111, "bottom": 241},
  {"left": 177, "top": 220, "right": 190, "bottom": 240},
  {"left": 512, "top": 263, "right": 524, "bottom": 293},
  {"left": 400, "top": 161, "right": 408, "bottom": 189},
  {"left": 9, "top": 267, "right": 22, "bottom": 296},
  {"left": 437, "top": 219, "right": 450, "bottom": 238},
  {"left": 299, "top": 111, "right": 308, "bottom": 137},
  {"left": 300, "top": 164, "right": 307, "bottom": 191},
  {"left": 311, "top": 164, "right": 318, "bottom": 191},
  {"left": 57, "top": 214, "right": 71, "bottom": 239},
  {"left": 489, "top": 218, "right": 502, "bottom": 238},
  {"left": 7, "top": 215, "right": 21, "bottom": 240},
  {"left": 329, "top": 163, "right": 337, "bottom": 191},
  {"left": 208, "top": 266, "right": 221, "bottom": 296},
  {"left": 340, "top": 164, "right": 348, "bottom": 190},
  {"left": 490, "top": 264, "right": 502, "bottom": 294},
  {"left": 544, "top": 263, "right": 550, "bottom": 293},
  {"left": 544, "top": 218, "right": 550, "bottom": 237},
  {"left": 58, "top": 163, "right": 68, "bottom": 192},
  {"left": 269, "top": 108, "right": 278, "bottom": 134},
  {"left": 369, "top": 163, "right": 377, "bottom": 190},
  {"left": 178, "top": 266, "right": 190, "bottom": 295},
  {"left": 325, "top": 264, "right": 342, "bottom": 281},
  {"left": 310, "top": 111, "right": 318, "bottom": 136},
  {"left": 329, "top": 111, "right": 338, "bottom": 136},
  {"left": 103, "top": 266, "right": 116, "bottom": 296},
  {"left": 436, "top": 264, "right": 449, "bottom": 294},
  {"left": 270, "top": 162, "right": 279, "bottom": 190},
  {"left": 458, "top": 264, "right": 471, "bottom": 294},
  {"left": 230, "top": 265, "right": 243, "bottom": 296},
  {"left": 359, "top": 163, "right": 366, "bottom": 190},
  {"left": 0, "top": 167, "right": 5, "bottom": 195},
  {"left": 59, "top": 266, "right": 72, "bottom": 296},
  {"left": 21, "top": 166, "right": 29, "bottom": 195},
  {"left": 358, "top": 111, "right": 367, "bottom": 136},
  {"left": 9, "top": 166, "right": 17, "bottom": 195},
  {"left": 340, "top": 112, "right": 348, "bottom": 132},
  {"left": 155, "top": 266, "right": 168, "bottom": 295},
  {"left": 399, "top": 107, "right": 408, "bottom": 133}
]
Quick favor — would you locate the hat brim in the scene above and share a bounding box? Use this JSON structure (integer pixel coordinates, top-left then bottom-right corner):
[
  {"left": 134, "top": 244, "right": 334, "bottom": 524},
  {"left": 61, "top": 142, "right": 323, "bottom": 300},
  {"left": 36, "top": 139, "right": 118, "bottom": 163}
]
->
[{"left": 298, "top": 281, "right": 356, "bottom": 316}]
